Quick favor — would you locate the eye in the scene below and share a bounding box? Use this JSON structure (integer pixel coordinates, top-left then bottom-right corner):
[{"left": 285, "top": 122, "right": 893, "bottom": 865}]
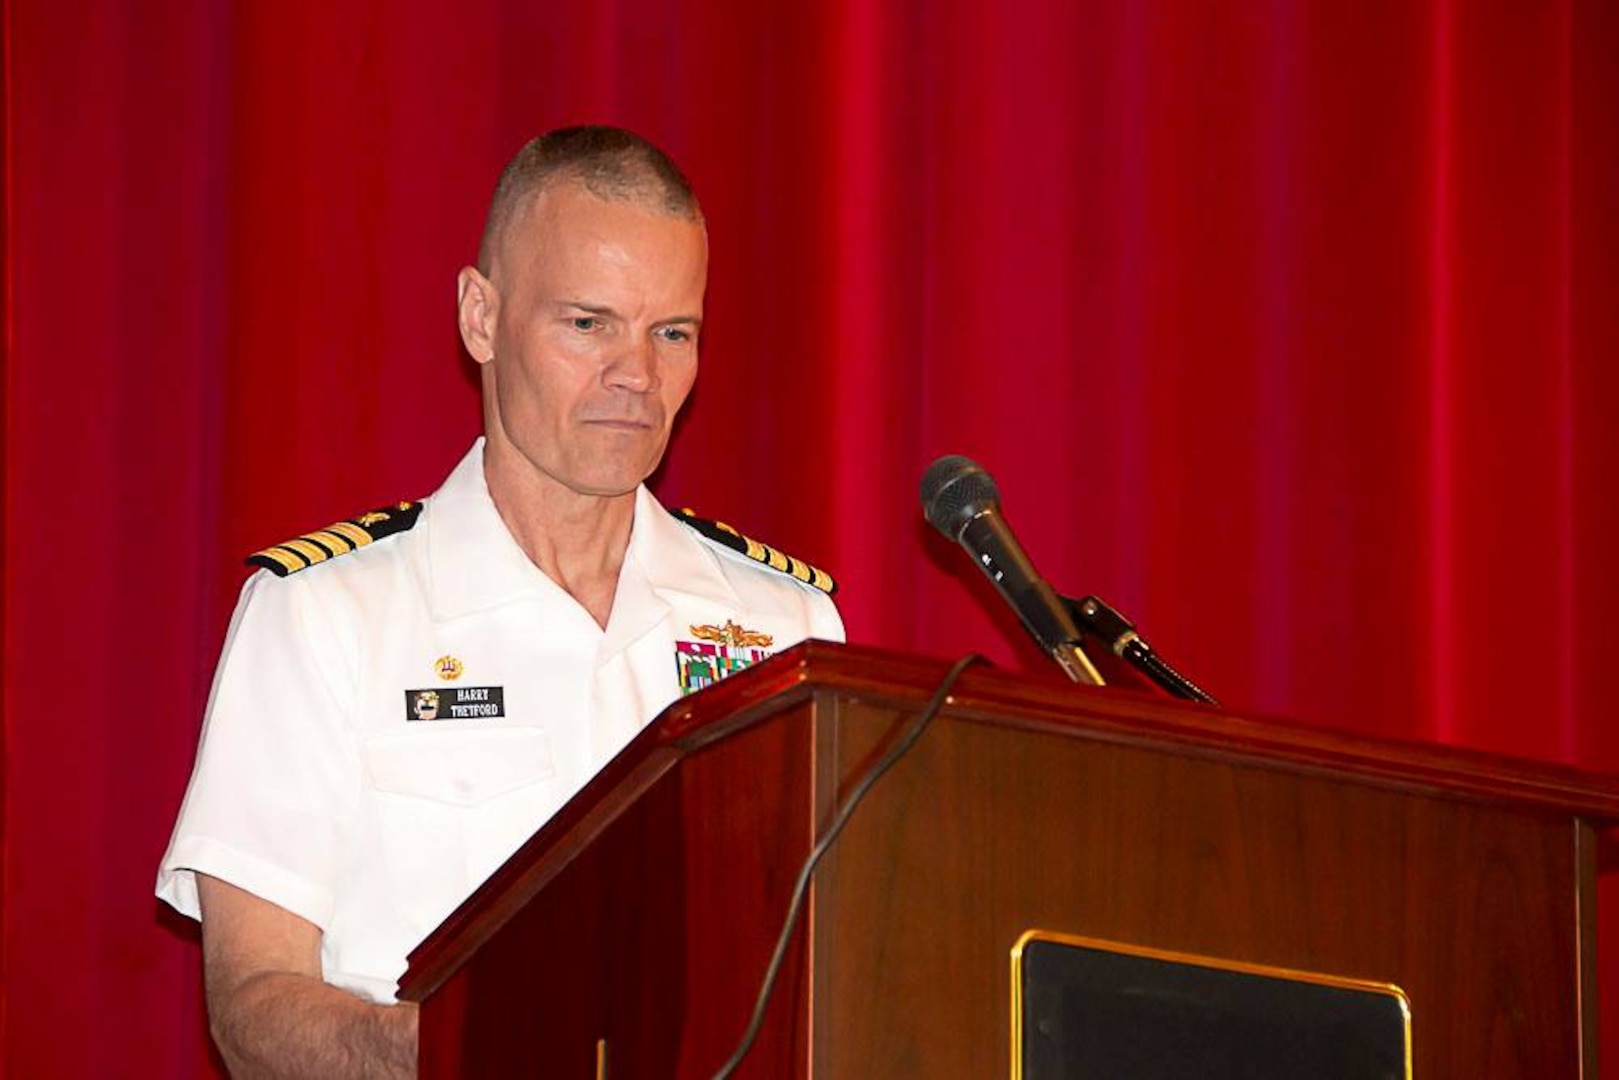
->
[
  {"left": 656, "top": 325, "right": 694, "bottom": 344},
  {"left": 570, "top": 316, "right": 602, "bottom": 333}
]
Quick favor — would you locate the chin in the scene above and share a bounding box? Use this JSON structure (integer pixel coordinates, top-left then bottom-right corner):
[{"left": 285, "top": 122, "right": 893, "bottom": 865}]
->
[
  {"left": 567, "top": 443, "right": 667, "bottom": 496},
  {"left": 573, "top": 479, "right": 643, "bottom": 498},
  {"left": 565, "top": 463, "right": 658, "bottom": 498}
]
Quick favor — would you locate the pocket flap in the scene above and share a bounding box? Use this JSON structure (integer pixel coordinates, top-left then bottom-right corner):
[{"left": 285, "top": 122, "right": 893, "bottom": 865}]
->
[{"left": 363, "top": 728, "right": 556, "bottom": 807}]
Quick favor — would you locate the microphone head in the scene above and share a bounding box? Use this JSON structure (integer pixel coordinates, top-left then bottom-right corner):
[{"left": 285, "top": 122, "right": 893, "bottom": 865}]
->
[{"left": 920, "top": 455, "right": 1001, "bottom": 540}]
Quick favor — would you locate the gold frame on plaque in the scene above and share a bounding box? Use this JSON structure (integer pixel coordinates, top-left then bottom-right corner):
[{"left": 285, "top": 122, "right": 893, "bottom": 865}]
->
[{"left": 1009, "top": 929, "right": 1412, "bottom": 1080}]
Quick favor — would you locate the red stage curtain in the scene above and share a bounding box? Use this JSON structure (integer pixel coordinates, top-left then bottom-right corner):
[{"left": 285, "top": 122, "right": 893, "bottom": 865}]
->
[{"left": 4, "top": 0, "right": 1617, "bottom": 1074}]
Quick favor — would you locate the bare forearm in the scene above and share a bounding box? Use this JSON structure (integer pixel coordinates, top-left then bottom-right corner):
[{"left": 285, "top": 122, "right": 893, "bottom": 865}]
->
[{"left": 209, "top": 970, "right": 418, "bottom": 1080}]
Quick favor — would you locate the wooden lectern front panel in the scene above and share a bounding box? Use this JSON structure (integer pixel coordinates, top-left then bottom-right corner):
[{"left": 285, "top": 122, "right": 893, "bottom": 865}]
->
[{"left": 809, "top": 695, "right": 1587, "bottom": 1078}]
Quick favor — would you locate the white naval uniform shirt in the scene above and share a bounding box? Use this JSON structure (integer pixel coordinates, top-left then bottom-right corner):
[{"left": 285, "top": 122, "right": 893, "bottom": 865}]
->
[{"left": 156, "top": 440, "right": 844, "bottom": 1003}]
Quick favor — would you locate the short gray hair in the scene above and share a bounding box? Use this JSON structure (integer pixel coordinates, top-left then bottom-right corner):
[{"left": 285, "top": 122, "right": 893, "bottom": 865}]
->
[{"left": 476, "top": 125, "right": 702, "bottom": 273}]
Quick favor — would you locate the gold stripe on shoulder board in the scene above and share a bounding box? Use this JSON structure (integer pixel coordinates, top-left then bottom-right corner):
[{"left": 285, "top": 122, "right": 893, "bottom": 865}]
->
[
  {"left": 670, "top": 508, "right": 837, "bottom": 596},
  {"left": 307, "top": 529, "right": 355, "bottom": 555},
  {"left": 252, "top": 546, "right": 306, "bottom": 575},
  {"left": 282, "top": 538, "right": 330, "bottom": 565},
  {"left": 327, "top": 522, "right": 373, "bottom": 548},
  {"left": 246, "top": 499, "right": 424, "bottom": 578}
]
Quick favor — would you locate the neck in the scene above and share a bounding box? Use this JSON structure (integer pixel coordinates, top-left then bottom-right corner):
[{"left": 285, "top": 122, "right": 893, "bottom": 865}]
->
[{"left": 482, "top": 441, "right": 637, "bottom": 629}]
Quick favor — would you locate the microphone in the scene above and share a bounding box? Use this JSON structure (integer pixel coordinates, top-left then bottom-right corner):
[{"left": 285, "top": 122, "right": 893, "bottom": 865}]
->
[{"left": 921, "top": 456, "right": 1103, "bottom": 686}]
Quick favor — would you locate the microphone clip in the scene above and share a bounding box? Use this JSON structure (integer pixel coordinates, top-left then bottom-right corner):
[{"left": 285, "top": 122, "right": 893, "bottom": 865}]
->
[{"left": 1062, "top": 594, "right": 1219, "bottom": 707}]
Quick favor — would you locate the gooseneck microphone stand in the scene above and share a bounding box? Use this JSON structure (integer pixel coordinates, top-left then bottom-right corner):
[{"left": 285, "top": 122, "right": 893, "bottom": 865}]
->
[{"left": 1062, "top": 593, "right": 1219, "bottom": 706}]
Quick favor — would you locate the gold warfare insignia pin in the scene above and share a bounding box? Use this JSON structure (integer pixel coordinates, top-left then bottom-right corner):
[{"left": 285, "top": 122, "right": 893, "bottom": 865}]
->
[
  {"left": 690, "top": 620, "right": 774, "bottom": 648},
  {"left": 435, "top": 655, "right": 464, "bottom": 681}
]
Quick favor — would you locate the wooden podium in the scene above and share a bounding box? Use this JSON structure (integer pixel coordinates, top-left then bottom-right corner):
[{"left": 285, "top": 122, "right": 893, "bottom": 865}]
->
[{"left": 398, "top": 641, "right": 1619, "bottom": 1077}]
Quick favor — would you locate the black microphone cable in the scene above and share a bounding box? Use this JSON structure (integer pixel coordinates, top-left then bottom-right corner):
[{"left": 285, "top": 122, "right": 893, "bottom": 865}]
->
[{"left": 710, "top": 653, "right": 985, "bottom": 1080}]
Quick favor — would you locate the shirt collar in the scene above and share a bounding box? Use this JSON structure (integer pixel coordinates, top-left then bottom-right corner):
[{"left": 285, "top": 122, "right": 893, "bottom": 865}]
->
[
  {"left": 596, "top": 485, "right": 745, "bottom": 657},
  {"left": 424, "top": 439, "right": 553, "bottom": 622},
  {"left": 424, "top": 440, "right": 743, "bottom": 631}
]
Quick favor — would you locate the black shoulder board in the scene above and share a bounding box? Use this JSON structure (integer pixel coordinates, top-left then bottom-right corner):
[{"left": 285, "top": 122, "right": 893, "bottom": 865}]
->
[
  {"left": 247, "top": 500, "right": 424, "bottom": 578},
  {"left": 671, "top": 508, "right": 836, "bottom": 595}
]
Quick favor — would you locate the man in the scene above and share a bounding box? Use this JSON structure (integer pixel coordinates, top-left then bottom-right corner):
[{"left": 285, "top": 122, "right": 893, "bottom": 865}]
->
[{"left": 157, "top": 126, "right": 843, "bottom": 1078}]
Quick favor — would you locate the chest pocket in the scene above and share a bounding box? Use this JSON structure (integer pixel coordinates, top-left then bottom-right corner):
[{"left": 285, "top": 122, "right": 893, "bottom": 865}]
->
[
  {"left": 361, "top": 728, "right": 564, "bottom": 944},
  {"left": 363, "top": 728, "right": 557, "bottom": 806}
]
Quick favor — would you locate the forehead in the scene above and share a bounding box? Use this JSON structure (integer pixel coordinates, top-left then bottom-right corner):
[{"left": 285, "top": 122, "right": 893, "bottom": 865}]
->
[{"left": 496, "top": 182, "right": 708, "bottom": 299}]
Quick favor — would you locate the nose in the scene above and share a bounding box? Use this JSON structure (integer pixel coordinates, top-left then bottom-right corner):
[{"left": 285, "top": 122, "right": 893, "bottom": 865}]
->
[{"left": 603, "top": 335, "right": 657, "bottom": 393}]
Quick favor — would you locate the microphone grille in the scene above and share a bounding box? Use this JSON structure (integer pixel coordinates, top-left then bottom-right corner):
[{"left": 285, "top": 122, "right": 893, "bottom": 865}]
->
[{"left": 920, "top": 455, "right": 1001, "bottom": 539}]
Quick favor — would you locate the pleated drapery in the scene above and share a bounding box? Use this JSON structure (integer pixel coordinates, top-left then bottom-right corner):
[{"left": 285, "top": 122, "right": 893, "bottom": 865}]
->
[{"left": 4, "top": 1, "right": 1618, "bottom": 1073}]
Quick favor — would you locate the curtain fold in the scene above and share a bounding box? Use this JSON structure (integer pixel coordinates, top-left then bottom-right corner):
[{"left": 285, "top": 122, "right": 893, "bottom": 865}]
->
[{"left": 4, "top": 1, "right": 1617, "bottom": 1073}]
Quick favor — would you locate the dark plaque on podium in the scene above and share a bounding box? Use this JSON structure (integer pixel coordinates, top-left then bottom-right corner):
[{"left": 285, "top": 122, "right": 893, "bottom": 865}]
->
[{"left": 1014, "top": 931, "right": 1410, "bottom": 1079}]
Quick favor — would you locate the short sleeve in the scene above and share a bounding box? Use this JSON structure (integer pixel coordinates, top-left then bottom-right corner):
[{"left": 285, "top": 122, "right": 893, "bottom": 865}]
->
[
  {"left": 156, "top": 569, "right": 364, "bottom": 931},
  {"left": 807, "top": 587, "right": 847, "bottom": 644}
]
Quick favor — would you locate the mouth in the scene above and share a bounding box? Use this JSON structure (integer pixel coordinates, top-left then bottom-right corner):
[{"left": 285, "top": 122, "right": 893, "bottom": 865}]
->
[{"left": 583, "top": 418, "right": 657, "bottom": 431}]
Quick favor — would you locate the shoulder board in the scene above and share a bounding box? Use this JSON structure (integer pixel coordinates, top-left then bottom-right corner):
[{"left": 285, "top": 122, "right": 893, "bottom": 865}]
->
[
  {"left": 671, "top": 508, "right": 836, "bottom": 595},
  {"left": 246, "top": 500, "right": 424, "bottom": 578}
]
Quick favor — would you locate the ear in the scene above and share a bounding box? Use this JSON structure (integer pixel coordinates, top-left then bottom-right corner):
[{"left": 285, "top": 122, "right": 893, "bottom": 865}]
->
[{"left": 457, "top": 266, "right": 499, "bottom": 365}]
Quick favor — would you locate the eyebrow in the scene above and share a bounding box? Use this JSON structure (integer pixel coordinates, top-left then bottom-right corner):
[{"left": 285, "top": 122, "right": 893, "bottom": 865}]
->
[
  {"left": 557, "top": 301, "right": 702, "bottom": 326},
  {"left": 557, "top": 301, "right": 617, "bottom": 317}
]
